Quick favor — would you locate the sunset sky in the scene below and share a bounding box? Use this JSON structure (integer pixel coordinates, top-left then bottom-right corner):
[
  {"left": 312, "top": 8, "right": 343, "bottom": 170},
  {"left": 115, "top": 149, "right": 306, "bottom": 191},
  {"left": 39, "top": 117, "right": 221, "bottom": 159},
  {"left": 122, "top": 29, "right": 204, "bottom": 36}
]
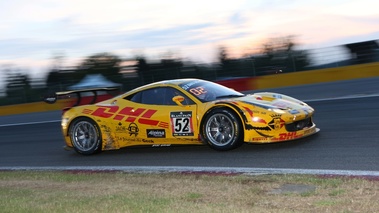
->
[{"left": 0, "top": 0, "right": 378, "bottom": 84}]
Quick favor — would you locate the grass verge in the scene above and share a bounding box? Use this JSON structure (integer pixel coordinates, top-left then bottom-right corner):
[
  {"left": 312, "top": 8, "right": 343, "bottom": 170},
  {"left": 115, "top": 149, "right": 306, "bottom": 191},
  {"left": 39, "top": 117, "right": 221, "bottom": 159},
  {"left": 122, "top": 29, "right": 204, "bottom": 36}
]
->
[{"left": 0, "top": 171, "right": 378, "bottom": 213}]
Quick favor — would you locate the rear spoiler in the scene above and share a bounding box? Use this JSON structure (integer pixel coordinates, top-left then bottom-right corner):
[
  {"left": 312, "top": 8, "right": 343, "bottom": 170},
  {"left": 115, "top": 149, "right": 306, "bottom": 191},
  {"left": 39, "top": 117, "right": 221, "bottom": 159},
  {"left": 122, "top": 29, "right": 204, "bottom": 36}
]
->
[{"left": 43, "top": 87, "right": 119, "bottom": 106}]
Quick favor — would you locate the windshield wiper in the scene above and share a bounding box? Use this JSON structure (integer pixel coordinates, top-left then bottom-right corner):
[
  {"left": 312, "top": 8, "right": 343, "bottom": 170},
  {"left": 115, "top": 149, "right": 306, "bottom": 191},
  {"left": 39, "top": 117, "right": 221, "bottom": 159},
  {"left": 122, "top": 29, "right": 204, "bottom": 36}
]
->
[{"left": 215, "top": 94, "right": 245, "bottom": 99}]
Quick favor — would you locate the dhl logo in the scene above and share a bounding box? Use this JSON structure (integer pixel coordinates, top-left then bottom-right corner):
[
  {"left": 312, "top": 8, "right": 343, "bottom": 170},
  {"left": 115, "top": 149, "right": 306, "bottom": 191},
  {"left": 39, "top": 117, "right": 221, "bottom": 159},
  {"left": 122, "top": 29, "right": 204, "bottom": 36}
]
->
[
  {"left": 82, "top": 106, "right": 169, "bottom": 128},
  {"left": 279, "top": 132, "right": 301, "bottom": 140}
]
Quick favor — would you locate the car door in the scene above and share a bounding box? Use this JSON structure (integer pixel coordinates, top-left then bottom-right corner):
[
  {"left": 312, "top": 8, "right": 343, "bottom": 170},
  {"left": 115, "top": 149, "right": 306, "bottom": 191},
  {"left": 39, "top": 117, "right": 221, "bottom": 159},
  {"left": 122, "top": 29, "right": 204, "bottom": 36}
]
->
[{"left": 122, "top": 86, "right": 199, "bottom": 145}]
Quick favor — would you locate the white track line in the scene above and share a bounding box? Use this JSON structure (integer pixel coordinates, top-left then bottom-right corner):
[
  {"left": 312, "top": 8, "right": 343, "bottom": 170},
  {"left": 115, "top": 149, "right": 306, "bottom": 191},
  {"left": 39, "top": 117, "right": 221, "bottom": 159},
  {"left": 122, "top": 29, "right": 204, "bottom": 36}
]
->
[
  {"left": 1, "top": 166, "right": 379, "bottom": 177},
  {"left": 0, "top": 120, "right": 60, "bottom": 127},
  {"left": 304, "top": 93, "right": 379, "bottom": 102}
]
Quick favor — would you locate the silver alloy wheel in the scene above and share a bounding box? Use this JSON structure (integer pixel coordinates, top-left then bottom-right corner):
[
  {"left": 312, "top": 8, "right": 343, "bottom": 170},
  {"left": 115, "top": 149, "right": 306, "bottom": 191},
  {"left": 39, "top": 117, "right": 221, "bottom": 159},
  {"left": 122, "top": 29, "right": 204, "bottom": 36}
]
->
[
  {"left": 71, "top": 120, "right": 99, "bottom": 152},
  {"left": 205, "top": 113, "right": 235, "bottom": 146}
]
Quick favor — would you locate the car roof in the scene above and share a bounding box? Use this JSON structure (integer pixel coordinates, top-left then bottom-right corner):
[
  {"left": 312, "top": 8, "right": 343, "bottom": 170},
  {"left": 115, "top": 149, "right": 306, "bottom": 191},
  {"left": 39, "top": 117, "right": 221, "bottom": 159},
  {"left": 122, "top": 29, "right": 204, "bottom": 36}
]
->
[
  {"left": 152, "top": 78, "right": 201, "bottom": 86},
  {"left": 138, "top": 78, "right": 203, "bottom": 89},
  {"left": 124, "top": 78, "right": 202, "bottom": 95}
]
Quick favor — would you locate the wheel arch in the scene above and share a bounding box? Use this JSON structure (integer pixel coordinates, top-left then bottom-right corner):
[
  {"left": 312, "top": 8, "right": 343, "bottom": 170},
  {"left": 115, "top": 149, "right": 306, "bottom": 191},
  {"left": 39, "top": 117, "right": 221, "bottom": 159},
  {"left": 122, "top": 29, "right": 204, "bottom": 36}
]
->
[
  {"left": 67, "top": 116, "right": 103, "bottom": 155},
  {"left": 66, "top": 116, "right": 98, "bottom": 137},
  {"left": 199, "top": 102, "right": 247, "bottom": 138}
]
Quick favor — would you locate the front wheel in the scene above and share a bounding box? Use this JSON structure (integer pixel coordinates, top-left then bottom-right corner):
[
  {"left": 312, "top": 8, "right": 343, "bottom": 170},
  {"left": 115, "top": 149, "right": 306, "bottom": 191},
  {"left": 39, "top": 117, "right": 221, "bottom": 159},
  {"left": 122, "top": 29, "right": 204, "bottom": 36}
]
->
[
  {"left": 69, "top": 118, "right": 102, "bottom": 155},
  {"left": 202, "top": 108, "right": 243, "bottom": 151}
]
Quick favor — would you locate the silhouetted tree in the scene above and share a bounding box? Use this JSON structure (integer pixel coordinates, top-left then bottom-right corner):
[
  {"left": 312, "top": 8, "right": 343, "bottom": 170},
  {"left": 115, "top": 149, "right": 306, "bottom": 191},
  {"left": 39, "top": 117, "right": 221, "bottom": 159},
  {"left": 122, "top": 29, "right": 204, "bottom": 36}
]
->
[
  {"left": 136, "top": 56, "right": 152, "bottom": 84},
  {"left": 243, "top": 35, "right": 310, "bottom": 75},
  {"left": 260, "top": 35, "right": 310, "bottom": 72},
  {"left": 77, "top": 52, "right": 123, "bottom": 83},
  {"left": 159, "top": 59, "right": 182, "bottom": 81},
  {"left": 217, "top": 46, "right": 231, "bottom": 78},
  {"left": 46, "top": 70, "right": 61, "bottom": 88},
  {"left": 5, "top": 68, "right": 32, "bottom": 102}
]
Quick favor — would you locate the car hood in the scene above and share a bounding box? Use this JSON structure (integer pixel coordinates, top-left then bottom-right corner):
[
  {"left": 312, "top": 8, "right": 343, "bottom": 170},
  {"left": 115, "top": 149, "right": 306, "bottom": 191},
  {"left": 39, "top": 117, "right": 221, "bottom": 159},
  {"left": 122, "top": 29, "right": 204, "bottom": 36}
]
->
[
  {"left": 245, "top": 93, "right": 308, "bottom": 109},
  {"left": 214, "top": 92, "right": 314, "bottom": 122}
]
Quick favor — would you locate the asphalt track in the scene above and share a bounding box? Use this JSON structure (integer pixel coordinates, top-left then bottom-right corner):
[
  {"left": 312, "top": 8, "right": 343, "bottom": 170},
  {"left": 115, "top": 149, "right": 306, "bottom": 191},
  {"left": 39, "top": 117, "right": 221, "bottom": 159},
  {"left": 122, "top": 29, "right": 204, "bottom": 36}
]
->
[{"left": 1, "top": 77, "right": 379, "bottom": 175}]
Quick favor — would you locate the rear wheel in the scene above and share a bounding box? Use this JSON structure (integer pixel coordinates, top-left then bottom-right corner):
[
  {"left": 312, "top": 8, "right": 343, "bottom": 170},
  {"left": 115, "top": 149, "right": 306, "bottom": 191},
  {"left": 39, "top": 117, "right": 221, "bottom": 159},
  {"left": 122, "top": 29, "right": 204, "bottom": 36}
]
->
[
  {"left": 69, "top": 118, "right": 102, "bottom": 155},
  {"left": 202, "top": 108, "right": 243, "bottom": 151}
]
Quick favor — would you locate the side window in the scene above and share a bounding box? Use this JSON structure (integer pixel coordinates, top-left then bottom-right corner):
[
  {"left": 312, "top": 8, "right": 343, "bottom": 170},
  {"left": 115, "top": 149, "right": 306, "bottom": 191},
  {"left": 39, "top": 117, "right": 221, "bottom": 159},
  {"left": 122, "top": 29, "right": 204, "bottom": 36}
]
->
[
  {"left": 128, "top": 92, "right": 141, "bottom": 103},
  {"left": 125, "top": 87, "right": 195, "bottom": 105},
  {"left": 141, "top": 88, "right": 165, "bottom": 105}
]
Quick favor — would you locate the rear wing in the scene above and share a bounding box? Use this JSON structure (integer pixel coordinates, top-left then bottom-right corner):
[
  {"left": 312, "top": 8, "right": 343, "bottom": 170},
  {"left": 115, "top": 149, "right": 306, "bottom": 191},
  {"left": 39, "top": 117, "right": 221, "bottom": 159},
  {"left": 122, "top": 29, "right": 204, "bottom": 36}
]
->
[{"left": 43, "top": 87, "right": 119, "bottom": 106}]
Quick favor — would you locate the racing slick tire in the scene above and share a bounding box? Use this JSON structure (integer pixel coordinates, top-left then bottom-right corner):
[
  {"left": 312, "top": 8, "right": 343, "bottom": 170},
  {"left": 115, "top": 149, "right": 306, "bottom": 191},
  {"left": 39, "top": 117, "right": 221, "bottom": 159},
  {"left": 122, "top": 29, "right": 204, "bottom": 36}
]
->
[
  {"left": 69, "top": 117, "right": 102, "bottom": 155},
  {"left": 202, "top": 108, "right": 243, "bottom": 151}
]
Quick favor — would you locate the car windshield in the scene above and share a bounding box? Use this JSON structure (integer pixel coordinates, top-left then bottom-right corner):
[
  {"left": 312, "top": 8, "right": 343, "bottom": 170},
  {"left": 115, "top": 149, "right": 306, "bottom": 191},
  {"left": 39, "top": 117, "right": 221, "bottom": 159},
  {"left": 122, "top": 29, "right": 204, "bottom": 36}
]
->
[{"left": 179, "top": 80, "right": 245, "bottom": 102}]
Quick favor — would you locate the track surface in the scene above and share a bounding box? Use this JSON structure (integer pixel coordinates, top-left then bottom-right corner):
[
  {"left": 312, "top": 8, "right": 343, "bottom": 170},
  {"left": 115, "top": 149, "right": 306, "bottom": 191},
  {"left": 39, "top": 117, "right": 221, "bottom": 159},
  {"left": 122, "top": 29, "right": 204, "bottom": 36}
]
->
[{"left": 1, "top": 77, "right": 379, "bottom": 172}]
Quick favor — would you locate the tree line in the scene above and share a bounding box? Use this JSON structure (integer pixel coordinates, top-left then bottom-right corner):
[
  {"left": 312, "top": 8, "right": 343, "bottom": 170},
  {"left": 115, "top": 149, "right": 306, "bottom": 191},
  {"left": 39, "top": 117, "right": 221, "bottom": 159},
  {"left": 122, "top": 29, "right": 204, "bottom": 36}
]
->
[{"left": 1, "top": 36, "right": 310, "bottom": 105}]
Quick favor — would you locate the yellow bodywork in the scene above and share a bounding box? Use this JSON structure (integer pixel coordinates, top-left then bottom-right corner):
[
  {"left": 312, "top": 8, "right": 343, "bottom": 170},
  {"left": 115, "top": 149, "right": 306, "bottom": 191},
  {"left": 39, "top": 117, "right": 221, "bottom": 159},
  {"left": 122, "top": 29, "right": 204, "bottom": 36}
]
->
[{"left": 60, "top": 81, "right": 318, "bottom": 151}]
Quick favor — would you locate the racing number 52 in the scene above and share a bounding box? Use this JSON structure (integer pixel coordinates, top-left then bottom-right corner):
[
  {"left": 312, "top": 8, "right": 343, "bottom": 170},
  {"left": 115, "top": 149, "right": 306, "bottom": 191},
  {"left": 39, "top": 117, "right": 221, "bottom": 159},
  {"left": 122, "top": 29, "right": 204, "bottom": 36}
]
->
[{"left": 174, "top": 117, "right": 190, "bottom": 133}]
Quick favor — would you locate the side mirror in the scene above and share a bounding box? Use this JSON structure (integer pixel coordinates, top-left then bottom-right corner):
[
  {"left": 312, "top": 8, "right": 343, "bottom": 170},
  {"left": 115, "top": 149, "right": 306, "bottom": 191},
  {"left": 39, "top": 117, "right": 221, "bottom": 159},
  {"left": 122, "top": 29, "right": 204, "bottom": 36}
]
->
[{"left": 172, "top": 95, "right": 185, "bottom": 106}]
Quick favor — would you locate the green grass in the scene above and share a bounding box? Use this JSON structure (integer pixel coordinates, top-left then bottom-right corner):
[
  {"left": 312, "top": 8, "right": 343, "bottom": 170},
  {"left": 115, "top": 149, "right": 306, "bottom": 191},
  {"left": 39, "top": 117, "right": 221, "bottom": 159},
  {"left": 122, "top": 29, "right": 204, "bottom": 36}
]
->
[{"left": 0, "top": 171, "right": 378, "bottom": 213}]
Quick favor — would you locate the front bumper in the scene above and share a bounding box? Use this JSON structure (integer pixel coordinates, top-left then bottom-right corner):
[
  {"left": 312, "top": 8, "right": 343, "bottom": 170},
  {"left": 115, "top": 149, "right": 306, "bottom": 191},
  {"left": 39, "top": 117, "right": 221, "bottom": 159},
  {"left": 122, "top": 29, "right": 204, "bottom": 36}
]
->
[{"left": 247, "top": 122, "right": 319, "bottom": 143}]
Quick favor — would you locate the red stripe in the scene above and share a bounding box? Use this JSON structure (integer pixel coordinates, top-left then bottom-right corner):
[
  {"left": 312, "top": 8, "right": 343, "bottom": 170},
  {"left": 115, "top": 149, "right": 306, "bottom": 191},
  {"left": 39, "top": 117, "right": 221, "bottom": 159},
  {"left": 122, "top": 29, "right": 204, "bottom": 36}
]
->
[
  {"left": 138, "top": 118, "right": 159, "bottom": 126},
  {"left": 125, "top": 117, "right": 137, "bottom": 122},
  {"left": 141, "top": 109, "right": 157, "bottom": 118},
  {"left": 158, "top": 122, "right": 169, "bottom": 128},
  {"left": 113, "top": 115, "right": 124, "bottom": 121},
  {"left": 118, "top": 107, "right": 145, "bottom": 116}
]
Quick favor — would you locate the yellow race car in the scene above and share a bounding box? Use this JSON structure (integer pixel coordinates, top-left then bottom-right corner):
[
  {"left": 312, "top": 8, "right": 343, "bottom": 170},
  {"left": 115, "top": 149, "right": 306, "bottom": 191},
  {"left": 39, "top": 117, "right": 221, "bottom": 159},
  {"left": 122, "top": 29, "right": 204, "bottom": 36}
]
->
[{"left": 47, "top": 78, "right": 319, "bottom": 155}]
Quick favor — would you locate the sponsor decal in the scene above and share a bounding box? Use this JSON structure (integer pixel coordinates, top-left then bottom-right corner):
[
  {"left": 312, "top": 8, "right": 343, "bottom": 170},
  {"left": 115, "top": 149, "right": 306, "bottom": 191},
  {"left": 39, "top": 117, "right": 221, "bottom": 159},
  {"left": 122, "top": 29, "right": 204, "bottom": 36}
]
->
[
  {"left": 114, "top": 136, "right": 153, "bottom": 143},
  {"left": 189, "top": 86, "right": 207, "bottom": 96},
  {"left": 170, "top": 111, "right": 194, "bottom": 136},
  {"left": 268, "top": 118, "right": 285, "bottom": 130},
  {"left": 89, "top": 106, "right": 168, "bottom": 128},
  {"left": 279, "top": 132, "right": 302, "bottom": 140},
  {"left": 270, "top": 114, "right": 282, "bottom": 118},
  {"left": 251, "top": 137, "right": 270, "bottom": 142},
  {"left": 115, "top": 136, "right": 131, "bottom": 142},
  {"left": 115, "top": 137, "right": 143, "bottom": 143},
  {"left": 115, "top": 122, "right": 127, "bottom": 133},
  {"left": 147, "top": 129, "right": 166, "bottom": 138},
  {"left": 142, "top": 139, "right": 154, "bottom": 143},
  {"left": 181, "top": 81, "right": 199, "bottom": 90},
  {"left": 289, "top": 109, "right": 300, "bottom": 114},
  {"left": 128, "top": 122, "right": 139, "bottom": 136}
]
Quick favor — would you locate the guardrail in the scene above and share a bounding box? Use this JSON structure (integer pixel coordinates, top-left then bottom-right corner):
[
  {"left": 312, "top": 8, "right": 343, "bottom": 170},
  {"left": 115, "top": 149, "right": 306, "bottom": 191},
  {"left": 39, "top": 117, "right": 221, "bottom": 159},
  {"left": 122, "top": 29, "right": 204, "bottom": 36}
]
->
[
  {"left": 0, "top": 100, "right": 69, "bottom": 116},
  {"left": 216, "top": 62, "right": 379, "bottom": 92}
]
